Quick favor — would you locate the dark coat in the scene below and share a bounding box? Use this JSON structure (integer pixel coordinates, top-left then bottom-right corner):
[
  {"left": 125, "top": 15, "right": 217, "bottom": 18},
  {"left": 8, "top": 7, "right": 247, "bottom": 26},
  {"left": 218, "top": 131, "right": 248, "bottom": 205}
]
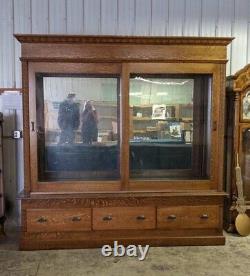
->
[
  {"left": 57, "top": 100, "right": 80, "bottom": 130},
  {"left": 81, "top": 109, "right": 98, "bottom": 143}
]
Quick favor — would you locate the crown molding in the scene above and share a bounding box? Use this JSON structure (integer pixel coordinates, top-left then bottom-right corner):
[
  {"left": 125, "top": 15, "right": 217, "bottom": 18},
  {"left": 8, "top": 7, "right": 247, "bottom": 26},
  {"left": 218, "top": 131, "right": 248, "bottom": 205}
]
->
[{"left": 14, "top": 34, "right": 233, "bottom": 46}]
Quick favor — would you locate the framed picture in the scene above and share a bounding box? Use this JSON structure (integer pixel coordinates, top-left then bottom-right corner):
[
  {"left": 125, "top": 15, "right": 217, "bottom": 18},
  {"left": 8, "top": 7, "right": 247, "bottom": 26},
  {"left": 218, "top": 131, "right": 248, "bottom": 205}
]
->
[
  {"left": 152, "top": 104, "right": 166, "bottom": 119},
  {"left": 183, "top": 130, "right": 193, "bottom": 143},
  {"left": 242, "top": 91, "right": 250, "bottom": 121},
  {"left": 165, "top": 105, "right": 175, "bottom": 118},
  {"left": 169, "top": 122, "right": 182, "bottom": 138}
]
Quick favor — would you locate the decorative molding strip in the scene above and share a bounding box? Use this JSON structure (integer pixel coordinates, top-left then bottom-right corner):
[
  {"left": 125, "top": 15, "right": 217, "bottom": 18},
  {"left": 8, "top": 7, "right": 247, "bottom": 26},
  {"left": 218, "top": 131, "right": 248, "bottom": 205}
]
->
[
  {"left": 232, "top": 64, "right": 250, "bottom": 92},
  {"left": 14, "top": 34, "right": 233, "bottom": 46}
]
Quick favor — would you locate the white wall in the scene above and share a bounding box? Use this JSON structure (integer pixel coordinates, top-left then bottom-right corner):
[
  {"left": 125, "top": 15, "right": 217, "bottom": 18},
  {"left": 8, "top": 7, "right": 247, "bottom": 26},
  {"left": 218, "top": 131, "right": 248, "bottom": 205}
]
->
[{"left": 0, "top": 0, "right": 250, "bottom": 89}]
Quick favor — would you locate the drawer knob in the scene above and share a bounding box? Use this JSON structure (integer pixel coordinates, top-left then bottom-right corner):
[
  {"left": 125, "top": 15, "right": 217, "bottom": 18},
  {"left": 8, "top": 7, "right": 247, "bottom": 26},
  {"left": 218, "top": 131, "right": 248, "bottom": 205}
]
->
[
  {"left": 168, "top": 214, "right": 177, "bottom": 220},
  {"left": 136, "top": 215, "right": 145, "bottom": 220},
  {"left": 200, "top": 214, "right": 209, "bottom": 219},
  {"left": 72, "top": 216, "right": 81, "bottom": 222},
  {"left": 37, "top": 217, "right": 47, "bottom": 223},
  {"left": 103, "top": 215, "right": 112, "bottom": 221}
]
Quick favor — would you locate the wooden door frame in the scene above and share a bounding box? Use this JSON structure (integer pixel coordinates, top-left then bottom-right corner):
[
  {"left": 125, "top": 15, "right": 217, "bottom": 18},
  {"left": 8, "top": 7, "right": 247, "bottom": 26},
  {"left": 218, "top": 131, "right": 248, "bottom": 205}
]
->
[
  {"left": 28, "top": 62, "right": 122, "bottom": 193},
  {"left": 25, "top": 61, "right": 224, "bottom": 193},
  {"left": 123, "top": 62, "right": 222, "bottom": 191}
]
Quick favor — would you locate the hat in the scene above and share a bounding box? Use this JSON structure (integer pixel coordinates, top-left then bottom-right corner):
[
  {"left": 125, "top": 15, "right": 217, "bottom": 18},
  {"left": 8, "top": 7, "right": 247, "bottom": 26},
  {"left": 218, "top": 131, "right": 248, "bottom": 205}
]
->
[{"left": 67, "top": 93, "right": 76, "bottom": 99}]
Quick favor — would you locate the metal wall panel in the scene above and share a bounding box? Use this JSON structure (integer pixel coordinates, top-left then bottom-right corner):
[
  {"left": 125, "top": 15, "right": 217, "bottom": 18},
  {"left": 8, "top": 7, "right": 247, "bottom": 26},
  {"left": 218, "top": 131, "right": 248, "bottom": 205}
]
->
[
  {"left": 84, "top": 0, "right": 101, "bottom": 34},
  {"left": 0, "top": 0, "right": 14, "bottom": 88},
  {"left": 2, "top": 0, "right": 250, "bottom": 87},
  {"left": 66, "top": 0, "right": 84, "bottom": 34},
  {"left": 247, "top": 22, "right": 250, "bottom": 64},
  {"left": 134, "top": 0, "right": 151, "bottom": 35},
  {"left": 31, "top": 0, "right": 49, "bottom": 33},
  {"left": 168, "top": 0, "right": 185, "bottom": 36},
  {"left": 14, "top": 0, "right": 31, "bottom": 88},
  {"left": 49, "top": 0, "right": 66, "bottom": 34},
  {"left": 117, "top": 0, "right": 134, "bottom": 35},
  {"left": 184, "top": 0, "right": 201, "bottom": 36},
  {"left": 101, "top": 0, "right": 118, "bottom": 35},
  {"left": 231, "top": 0, "right": 249, "bottom": 74},
  {"left": 151, "top": 0, "right": 168, "bottom": 36},
  {"left": 201, "top": 0, "right": 219, "bottom": 36},
  {"left": 217, "top": 0, "right": 234, "bottom": 75}
]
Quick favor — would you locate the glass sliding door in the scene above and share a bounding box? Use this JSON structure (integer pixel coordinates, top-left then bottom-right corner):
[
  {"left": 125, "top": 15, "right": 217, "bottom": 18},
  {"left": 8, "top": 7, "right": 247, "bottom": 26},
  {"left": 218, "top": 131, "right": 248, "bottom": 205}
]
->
[
  {"left": 129, "top": 74, "right": 212, "bottom": 180},
  {"left": 36, "top": 74, "right": 120, "bottom": 181}
]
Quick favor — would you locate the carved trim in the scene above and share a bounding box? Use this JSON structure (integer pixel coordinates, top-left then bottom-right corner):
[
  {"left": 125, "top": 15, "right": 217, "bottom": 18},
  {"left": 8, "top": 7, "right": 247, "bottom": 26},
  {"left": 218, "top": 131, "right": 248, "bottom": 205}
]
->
[
  {"left": 14, "top": 34, "right": 233, "bottom": 46},
  {"left": 21, "top": 195, "right": 223, "bottom": 209},
  {"left": 231, "top": 64, "right": 250, "bottom": 92}
]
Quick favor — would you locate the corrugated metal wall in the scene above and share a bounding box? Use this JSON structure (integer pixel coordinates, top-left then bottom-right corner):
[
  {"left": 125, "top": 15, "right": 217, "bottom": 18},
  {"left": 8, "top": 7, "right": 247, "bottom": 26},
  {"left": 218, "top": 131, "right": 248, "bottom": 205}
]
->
[{"left": 0, "top": 0, "right": 250, "bottom": 88}]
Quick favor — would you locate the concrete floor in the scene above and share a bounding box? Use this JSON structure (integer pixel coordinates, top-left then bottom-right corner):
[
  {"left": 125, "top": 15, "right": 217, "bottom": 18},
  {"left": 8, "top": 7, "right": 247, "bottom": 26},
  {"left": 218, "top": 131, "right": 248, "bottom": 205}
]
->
[{"left": 0, "top": 231, "right": 250, "bottom": 276}]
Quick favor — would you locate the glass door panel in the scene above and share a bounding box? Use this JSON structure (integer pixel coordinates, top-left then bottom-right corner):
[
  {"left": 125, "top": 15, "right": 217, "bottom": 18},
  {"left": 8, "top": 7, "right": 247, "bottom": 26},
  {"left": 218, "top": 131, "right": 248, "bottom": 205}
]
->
[
  {"left": 129, "top": 74, "right": 212, "bottom": 180},
  {"left": 241, "top": 128, "right": 250, "bottom": 201},
  {"left": 242, "top": 91, "right": 250, "bottom": 121},
  {"left": 36, "top": 74, "right": 120, "bottom": 181}
]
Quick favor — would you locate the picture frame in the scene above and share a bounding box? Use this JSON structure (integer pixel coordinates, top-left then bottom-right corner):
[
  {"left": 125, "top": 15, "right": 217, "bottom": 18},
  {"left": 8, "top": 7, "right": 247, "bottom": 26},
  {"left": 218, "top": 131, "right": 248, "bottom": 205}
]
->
[
  {"left": 242, "top": 91, "right": 250, "bottom": 121},
  {"left": 183, "top": 130, "right": 193, "bottom": 143},
  {"left": 165, "top": 105, "right": 175, "bottom": 118},
  {"left": 152, "top": 104, "right": 166, "bottom": 119},
  {"left": 169, "top": 122, "right": 182, "bottom": 138}
]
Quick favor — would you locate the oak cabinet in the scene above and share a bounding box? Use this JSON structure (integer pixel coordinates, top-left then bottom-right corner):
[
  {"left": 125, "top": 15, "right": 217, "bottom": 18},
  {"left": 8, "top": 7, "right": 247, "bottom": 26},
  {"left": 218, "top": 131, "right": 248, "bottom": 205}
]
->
[{"left": 15, "top": 34, "right": 232, "bottom": 249}]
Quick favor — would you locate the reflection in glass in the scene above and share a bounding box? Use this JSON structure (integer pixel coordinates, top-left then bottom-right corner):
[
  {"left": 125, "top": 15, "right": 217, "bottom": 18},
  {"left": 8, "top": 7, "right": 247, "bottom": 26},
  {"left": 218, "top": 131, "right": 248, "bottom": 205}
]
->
[
  {"left": 243, "top": 91, "right": 250, "bottom": 120},
  {"left": 242, "top": 128, "right": 250, "bottom": 201},
  {"left": 36, "top": 75, "right": 120, "bottom": 181},
  {"left": 129, "top": 75, "right": 212, "bottom": 179}
]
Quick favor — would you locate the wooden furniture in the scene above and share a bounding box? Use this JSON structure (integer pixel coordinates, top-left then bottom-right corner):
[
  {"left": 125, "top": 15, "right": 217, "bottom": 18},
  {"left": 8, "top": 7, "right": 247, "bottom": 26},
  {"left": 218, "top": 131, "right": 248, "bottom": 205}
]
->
[
  {"left": 225, "top": 65, "right": 250, "bottom": 232},
  {"left": 15, "top": 34, "right": 232, "bottom": 250}
]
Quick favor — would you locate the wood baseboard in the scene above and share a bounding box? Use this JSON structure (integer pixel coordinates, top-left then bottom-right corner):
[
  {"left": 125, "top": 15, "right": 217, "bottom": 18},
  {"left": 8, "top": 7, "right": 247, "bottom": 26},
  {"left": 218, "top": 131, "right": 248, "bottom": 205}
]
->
[{"left": 20, "top": 232, "right": 225, "bottom": 250}]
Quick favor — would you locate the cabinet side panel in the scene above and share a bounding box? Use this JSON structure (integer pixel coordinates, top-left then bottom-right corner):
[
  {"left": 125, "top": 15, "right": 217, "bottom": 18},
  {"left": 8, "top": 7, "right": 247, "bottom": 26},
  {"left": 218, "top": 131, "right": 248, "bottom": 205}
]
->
[{"left": 22, "top": 61, "right": 31, "bottom": 194}]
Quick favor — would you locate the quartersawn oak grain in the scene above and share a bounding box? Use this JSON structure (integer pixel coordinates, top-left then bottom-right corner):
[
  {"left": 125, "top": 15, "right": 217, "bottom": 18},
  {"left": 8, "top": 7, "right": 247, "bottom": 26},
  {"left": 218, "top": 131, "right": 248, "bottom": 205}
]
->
[{"left": 16, "top": 34, "right": 231, "bottom": 249}]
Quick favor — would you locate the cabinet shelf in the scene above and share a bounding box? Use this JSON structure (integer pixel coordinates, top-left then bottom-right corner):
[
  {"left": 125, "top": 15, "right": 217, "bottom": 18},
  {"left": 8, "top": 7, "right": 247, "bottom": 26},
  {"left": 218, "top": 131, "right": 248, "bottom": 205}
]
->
[{"left": 133, "top": 116, "right": 176, "bottom": 121}]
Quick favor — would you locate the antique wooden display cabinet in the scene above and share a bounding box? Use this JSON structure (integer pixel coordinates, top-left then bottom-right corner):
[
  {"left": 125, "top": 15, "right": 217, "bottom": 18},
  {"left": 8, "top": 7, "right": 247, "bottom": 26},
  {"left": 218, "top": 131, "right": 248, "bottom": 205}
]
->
[
  {"left": 15, "top": 34, "right": 232, "bottom": 250},
  {"left": 225, "top": 65, "right": 250, "bottom": 231}
]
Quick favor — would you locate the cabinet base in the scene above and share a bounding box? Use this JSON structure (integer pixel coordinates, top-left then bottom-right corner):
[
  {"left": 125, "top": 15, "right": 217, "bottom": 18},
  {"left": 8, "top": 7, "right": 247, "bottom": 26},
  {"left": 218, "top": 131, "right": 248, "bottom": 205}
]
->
[
  {"left": 19, "top": 192, "right": 226, "bottom": 250},
  {"left": 20, "top": 233, "right": 225, "bottom": 250}
]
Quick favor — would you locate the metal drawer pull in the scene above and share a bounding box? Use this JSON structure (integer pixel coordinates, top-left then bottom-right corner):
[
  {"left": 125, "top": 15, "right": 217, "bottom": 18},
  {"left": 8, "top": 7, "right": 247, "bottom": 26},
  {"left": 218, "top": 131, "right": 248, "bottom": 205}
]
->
[
  {"left": 103, "top": 215, "right": 112, "bottom": 221},
  {"left": 72, "top": 216, "right": 81, "bottom": 222},
  {"left": 136, "top": 215, "right": 145, "bottom": 220},
  {"left": 168, "top": 214, "right": 177, "bottom": 220},
  {"left": 200, "top": 214, "right": 209, "bottom": 219},
  {"left": 37, "top": 217, "right": 47, "bottom": 223}
]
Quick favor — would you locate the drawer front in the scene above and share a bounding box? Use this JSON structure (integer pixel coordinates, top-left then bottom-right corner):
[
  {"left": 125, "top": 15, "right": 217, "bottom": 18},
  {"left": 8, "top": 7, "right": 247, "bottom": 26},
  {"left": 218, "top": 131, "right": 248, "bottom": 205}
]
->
[
  {"left": 157, "top": 206, "right": 219, "bottom": 229},
  {"left": 93, "top": 207, "right": 155, "bottom": 230},
  {"left": 26, "top": 209, "right": 91, "bottom": 232}
]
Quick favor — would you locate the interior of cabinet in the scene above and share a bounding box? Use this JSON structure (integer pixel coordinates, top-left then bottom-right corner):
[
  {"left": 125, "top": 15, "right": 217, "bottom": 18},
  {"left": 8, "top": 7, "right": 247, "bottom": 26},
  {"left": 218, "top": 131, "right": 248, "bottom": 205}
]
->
[
  {"left": 129, "top": 74, "right": 211, "bottom": 180},
  {"left": 32, "top": 67, "right": 214, "bottom": 187}
]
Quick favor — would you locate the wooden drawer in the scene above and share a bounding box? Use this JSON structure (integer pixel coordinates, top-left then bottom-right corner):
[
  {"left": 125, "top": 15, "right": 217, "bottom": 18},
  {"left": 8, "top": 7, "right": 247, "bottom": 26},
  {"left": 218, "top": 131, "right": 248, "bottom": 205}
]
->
[
  {"left": 157, "top": 206, "right": 219, "bottom": 229},
  {"left": 93, "top": 207, "right": 155, "bottom": 230},
  {"left": 26, "top": 209, "right": 91, "bottom": 232}
]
